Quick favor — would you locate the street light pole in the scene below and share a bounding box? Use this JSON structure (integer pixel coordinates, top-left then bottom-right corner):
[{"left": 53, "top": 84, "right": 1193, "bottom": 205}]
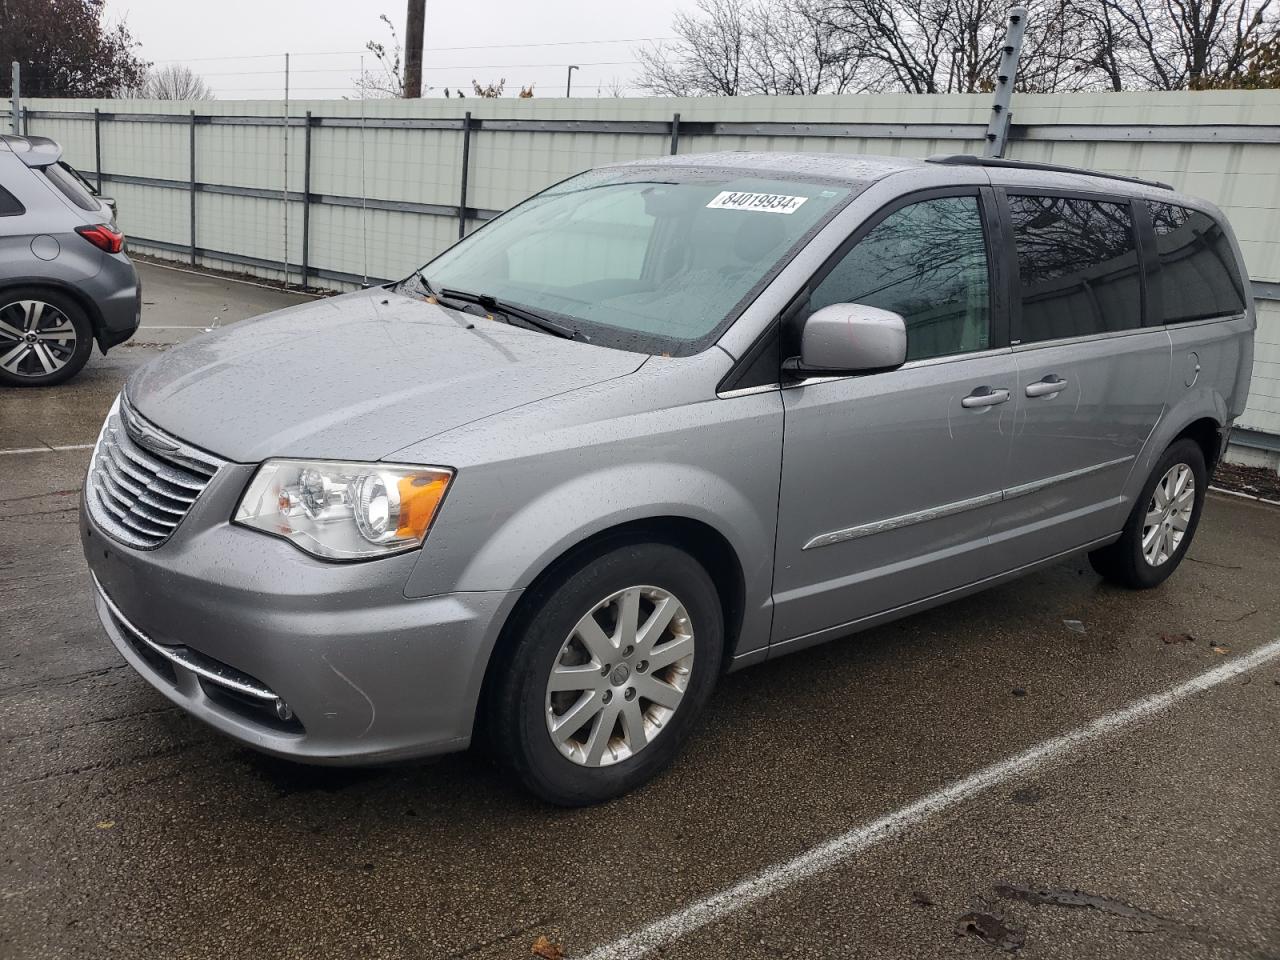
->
[{"left": 566, "top": 64, "right": 579, "bottom": 98}]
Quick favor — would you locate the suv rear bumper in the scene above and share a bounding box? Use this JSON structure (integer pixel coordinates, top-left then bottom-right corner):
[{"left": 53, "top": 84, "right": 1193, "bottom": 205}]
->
[{"left": 92, "top": 253, "right": 141, "bottom": 351}]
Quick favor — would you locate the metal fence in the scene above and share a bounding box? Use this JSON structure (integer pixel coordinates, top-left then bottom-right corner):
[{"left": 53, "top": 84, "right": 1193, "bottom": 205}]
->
[{"left": 11, "top": 91, "right": 1280, "bottom": 445}]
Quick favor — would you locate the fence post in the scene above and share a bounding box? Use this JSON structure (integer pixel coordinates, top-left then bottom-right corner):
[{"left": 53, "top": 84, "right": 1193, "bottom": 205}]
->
[
  {"left": 189, "top": 110, "right": 197, "bottom": 266},
  {"left": 457, "top": 111, "right": 472, "bottom": 240},
  {"left": 20, "top": 106, "right": 27, "bottom": 136},
  {"left": 984, "top": 6, "right": 1029, "bottom": 158},
  {"left": 8, "top": 62, "right": 18, "bottom": 135},
  {"left": 670, "top": 112, "right": 681, "bottom": 155},
  {"left": 93, "top": 108, "right": 103, "bottom": 193},
  {"left": 301, "top": 111, "right": 312, "bottom": 290}
]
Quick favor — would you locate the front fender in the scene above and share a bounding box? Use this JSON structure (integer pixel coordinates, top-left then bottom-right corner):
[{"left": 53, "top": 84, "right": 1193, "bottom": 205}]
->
[{"left": 401, "top": 368, "right": 784, "bottom": 661}]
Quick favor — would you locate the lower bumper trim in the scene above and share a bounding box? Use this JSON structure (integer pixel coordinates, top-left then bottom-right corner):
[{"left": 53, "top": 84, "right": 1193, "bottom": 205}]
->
[{"left": 91, "top": 572, "right": 279, "bottom": 703}]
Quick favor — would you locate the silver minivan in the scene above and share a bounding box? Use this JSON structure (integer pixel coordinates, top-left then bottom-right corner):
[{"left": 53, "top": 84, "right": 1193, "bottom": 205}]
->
[{"left": 80, "top": 152, "right": 1255, "bottom": 805}]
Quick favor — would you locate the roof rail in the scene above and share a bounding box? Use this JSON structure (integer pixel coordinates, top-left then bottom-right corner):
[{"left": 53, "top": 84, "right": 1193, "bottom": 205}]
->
[{"left": 926, "top": 154, "right": 1173, "bottom": 191}]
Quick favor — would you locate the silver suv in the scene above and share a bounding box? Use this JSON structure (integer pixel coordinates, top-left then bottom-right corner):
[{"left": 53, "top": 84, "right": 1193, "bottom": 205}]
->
[
  {"left": 80, "top": 152, "right": 1254, "bottom": 805},
  {"left": 1, "top": 135, "right": 139, "bottom": 386}
]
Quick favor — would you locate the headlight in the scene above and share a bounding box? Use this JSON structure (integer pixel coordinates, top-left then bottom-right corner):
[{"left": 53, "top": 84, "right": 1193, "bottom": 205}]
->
[{"left": 234, "top": 460, "right": 453, "bottom": 560}]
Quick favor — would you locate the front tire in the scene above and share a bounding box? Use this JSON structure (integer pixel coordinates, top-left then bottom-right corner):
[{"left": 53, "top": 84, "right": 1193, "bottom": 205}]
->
[
  {"left": 1089, "top": 438, "right": 1207, "bottom": 589},
  {"left": 0, "top": 288, "right": 94, "bottom": 387},
  {"left": 489, "top": 541, "right": 723, "bottom": 806}
]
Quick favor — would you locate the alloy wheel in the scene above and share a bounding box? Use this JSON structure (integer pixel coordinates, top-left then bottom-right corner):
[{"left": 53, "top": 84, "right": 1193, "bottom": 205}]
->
[
  {"left": 0, "top": 300, "right": 78, "bottom": 379},
  {"left": 544, "top": 585, "right": 695, "bottom": 767},
  {"left": 1142, "top": 463, "right": 1195, "bottom": 567}
]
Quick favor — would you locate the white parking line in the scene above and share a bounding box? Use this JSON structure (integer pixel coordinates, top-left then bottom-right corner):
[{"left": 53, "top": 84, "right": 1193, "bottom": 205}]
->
[
  {"left": 579, "top": 636, "right": 1280, "bottom": 960},
  {"left": 0, "top": 443, "right": 95, "bottom": 456}
]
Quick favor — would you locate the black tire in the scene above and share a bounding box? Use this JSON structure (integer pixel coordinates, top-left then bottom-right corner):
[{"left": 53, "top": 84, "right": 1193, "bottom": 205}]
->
[
  {"left": 1089, "top": 438, "right": 1207, "bottom": 589},
  {"left": 489, "top": 541, "right": 723, "bottom": 806},
  {"left": 0, "top": 287, "right": 94, "bottom": 387}
]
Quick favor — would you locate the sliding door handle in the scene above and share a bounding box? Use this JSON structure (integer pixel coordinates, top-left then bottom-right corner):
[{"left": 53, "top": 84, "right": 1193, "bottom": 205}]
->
[
  {"left": 1026, "top": 376, "right": 1068, "bottom": 398},
  {"left": 961, "top": 387, "right": 1011, "bottom": 408}
]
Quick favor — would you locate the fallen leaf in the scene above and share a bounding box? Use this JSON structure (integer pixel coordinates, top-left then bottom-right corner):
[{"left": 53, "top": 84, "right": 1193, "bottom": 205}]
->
[
  {"left": 95, "top": 821, "right": 115, "bottom": 830},
  {"left": 1160, "top": 632, "right": 1194, "bottom": 645},
  {"left": 1210, "top": 643, "right": 1230, "bottom": 655},
  {"left": 531, "top": 935, "right": 564, "bottom": 960}
]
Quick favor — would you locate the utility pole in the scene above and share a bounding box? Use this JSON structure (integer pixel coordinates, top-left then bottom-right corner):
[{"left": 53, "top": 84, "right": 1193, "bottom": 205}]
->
[
  {"left": 404, "top": 0, "right": 426, "bottom": 98},
  {"left": 566, "top": 64, "right": 579, "bottom": 98}
]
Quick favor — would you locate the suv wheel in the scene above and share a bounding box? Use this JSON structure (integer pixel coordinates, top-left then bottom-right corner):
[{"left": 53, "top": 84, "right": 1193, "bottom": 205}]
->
[
  {"left": 1089, "top": 438, "right": 1207, "bottom": 589},
  {"left": 489, "top": 541, "right": 723, "bottom": 806},
  {"left": 0, "top": 288, "right": 94, "bottom": 387}
]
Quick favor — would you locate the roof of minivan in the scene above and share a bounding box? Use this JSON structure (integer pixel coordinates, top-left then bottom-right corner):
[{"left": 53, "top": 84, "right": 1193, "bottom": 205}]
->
[
  {"left": 618, "top": 151, "right": 926, "bottom": 184},
  {"left": 618, "top": 150, "right": 1187, "bottom": 203}
]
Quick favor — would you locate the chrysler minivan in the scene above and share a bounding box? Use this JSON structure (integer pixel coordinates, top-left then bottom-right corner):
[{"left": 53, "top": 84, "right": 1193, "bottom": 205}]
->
[{"left": 81, "top": 152, "right": 1254, "bottom": 804}]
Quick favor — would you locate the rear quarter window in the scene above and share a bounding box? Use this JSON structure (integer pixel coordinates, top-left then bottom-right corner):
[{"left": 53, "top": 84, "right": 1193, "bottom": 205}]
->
[
  {"left": 1148, "top": 202, "right": 1247, "bottom": 323},
  {"left": 43, "top": 161, "right": 101, "bottom": 212},
  {"left": 1008, "top": 194, "right": 1142, "bottom": 343},
  {"left": 0, "top": 183, "right": 24, "bottom": 216}
]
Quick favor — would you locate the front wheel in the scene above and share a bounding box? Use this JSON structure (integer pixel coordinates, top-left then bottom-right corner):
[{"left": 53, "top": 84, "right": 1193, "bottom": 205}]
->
[
  {"left": 489, "top": 541, "right": 723, "bottom": 806},
  {"left": 1089, "top": 438, "right": 1207, "bottom": 589}
]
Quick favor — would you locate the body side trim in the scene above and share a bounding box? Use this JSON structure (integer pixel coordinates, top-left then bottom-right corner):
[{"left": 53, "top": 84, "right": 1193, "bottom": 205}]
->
[{"left": 801, "top": 455, "right": 1136, "bottom": 550}]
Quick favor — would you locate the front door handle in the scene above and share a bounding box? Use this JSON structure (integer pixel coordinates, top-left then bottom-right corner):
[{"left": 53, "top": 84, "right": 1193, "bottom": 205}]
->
[
  {"left": 1026, "top": 375, "right": 1068, "bottom": 398},
  {"left": 961, "top": 387, "right": 1011, "bottom": 408}
]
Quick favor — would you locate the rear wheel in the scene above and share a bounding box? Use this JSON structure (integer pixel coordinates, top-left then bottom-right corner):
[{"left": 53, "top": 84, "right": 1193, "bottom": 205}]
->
[
  {"left": 1089, "top": 438, "right": 1207, "bottom": 589},
  {"left": 0, "top": 288, "right": 93, "bottom": 387},
  {"left": 489, "top": 541, "right": 723, "bottom": 806}
]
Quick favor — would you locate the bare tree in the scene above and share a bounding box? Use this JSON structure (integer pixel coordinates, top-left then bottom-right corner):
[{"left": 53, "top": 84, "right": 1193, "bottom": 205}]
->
[
  {"left": 134, "top": 63, "right": 213, "bottom": 100},
  {"left": 640, "top": 0, "right": 1278, "bottom": 94},
  {"left": 1093, "top": 0, "right": 1277, "bottom": 89},
  {"left": 638, "top": 0, "right": 870, "bottom": 95},
  {"left": 358, "top": 13, "right": 405, "bottom": 98}
]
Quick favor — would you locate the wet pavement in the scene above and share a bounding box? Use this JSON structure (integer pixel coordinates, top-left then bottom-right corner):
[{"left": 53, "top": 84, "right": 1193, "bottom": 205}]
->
[{"left": 1, "top": 273, "right": 1278, "bottom": 959}]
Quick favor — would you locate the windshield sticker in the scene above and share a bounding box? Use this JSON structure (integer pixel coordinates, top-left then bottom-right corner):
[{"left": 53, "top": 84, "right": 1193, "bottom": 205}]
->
[{"left": 706, "top": 191, "right": 809, "bottom": 214}]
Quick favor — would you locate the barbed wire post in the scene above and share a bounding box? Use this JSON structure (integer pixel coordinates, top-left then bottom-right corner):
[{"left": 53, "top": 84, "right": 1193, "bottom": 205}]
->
[
  {"left": 282, "top": 52, "right": 290, "bottom": 287},
  {"left": 9, "top": 62, "right": 19, "bottom": 135}
]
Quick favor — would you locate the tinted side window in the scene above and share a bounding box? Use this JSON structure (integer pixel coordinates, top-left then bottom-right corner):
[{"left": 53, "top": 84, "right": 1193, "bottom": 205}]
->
[
  {"left": 0, "top": 184, "right": 23, "bottom": 216},
  {"left": 1148, "top": 202, "right": 1246, "bottom": 323},
  {"left": 1008, "top": 195, "right": 1141, "bottom": 343},
  {"left": 43, "top": 162, "right": 101, "bottom": 212},
  {"left": 810, "top": 196, "right": 991, "bottom": 361}
]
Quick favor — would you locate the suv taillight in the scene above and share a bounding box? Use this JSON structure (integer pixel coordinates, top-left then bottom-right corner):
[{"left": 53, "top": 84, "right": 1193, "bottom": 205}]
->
[{"left": 76, "top": 223, "right": 124, "bottom": 254}]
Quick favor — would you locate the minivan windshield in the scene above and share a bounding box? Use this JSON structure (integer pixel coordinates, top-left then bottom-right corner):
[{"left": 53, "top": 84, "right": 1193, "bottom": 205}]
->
[{"left": 415, "top": 167, "right": 856, "bottom": 354}]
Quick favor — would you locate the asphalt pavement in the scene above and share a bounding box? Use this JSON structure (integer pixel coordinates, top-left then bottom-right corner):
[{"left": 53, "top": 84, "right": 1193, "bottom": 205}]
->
[{"left": 1, "top": 264, "right": 1278, "bottom": 960}]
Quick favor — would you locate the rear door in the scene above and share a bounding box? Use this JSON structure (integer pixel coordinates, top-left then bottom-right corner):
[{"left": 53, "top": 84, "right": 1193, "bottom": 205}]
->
[
  {"left": 772, "top": 188, "right": 1018, "bottom": 650},
  {"left": 991, "top": 191, "right": 1170, "bottom": 568}
]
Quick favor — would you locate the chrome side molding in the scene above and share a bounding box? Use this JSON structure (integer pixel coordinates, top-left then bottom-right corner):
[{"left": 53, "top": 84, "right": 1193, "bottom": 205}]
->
[{"left": 803, "top": 455, "right": 1136, "bottom": 550}]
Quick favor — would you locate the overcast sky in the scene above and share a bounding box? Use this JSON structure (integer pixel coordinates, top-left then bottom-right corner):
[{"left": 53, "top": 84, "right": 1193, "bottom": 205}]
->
[{"left": 101, "top": 0, "right": 688, "bottom": 99}]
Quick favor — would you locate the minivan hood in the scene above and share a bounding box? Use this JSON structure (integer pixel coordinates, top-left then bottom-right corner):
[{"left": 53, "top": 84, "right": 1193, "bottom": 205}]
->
[{"left": 126, "top": 288, "right": 646, "bottom": 463}]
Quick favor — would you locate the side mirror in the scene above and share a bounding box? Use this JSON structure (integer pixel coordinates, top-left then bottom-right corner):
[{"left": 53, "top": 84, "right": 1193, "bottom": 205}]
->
[{"left": 785, "top": 303, "right": 907, "bottom": 376}]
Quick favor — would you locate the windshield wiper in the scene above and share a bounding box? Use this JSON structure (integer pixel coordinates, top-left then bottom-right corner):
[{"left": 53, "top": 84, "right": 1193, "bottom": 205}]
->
[
  {"left": 439, "top": 288, "right": 580, "bottom": 340},
  {"left": 408, "top": 269, "right": 439, "bottom": 299}
]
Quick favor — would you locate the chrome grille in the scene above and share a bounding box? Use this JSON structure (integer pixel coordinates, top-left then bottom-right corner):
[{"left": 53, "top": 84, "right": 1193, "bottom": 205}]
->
[{"left": 85, "top": 394, "right": 223, "bottom": 549}]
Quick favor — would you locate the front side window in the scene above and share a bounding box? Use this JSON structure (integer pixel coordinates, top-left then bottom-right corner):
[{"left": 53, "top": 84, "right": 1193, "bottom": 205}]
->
[
  {"left": 421, "top": 169, "right": 855, "bottom": 355},
  {"left": 1148, "top": 202, "right": 1246, "bottom": 323},
  {"left": 810, "top": 195, "right": 991, "bottom": 362},
  {"left": 1008, "top": 195, "right": 1141, "bottom": 343}
]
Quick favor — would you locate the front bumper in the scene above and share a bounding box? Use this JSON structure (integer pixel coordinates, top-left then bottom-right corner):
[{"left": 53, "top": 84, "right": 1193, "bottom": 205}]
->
[{"left": 81, "top": 475, "right": 520, "bottom": 765}]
